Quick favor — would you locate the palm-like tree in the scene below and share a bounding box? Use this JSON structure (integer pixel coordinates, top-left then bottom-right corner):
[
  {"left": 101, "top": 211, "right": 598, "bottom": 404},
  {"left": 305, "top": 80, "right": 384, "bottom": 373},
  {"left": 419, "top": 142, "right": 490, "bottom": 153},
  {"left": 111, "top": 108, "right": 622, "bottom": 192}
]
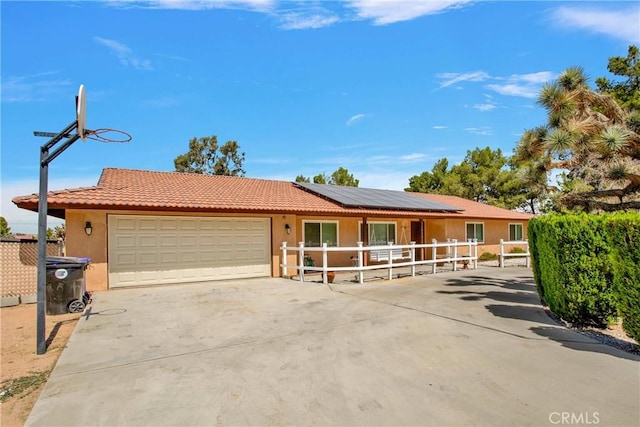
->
[{"left": 514, "top": 67, "right": 640, "bottom": 212}]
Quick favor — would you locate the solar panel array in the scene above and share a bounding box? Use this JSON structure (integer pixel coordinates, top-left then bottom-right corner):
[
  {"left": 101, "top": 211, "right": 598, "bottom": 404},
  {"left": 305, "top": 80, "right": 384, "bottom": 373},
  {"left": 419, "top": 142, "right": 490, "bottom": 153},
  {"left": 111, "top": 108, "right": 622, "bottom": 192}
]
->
[{"left": 295, "top": 183, "right": 461, "bottom": 212}]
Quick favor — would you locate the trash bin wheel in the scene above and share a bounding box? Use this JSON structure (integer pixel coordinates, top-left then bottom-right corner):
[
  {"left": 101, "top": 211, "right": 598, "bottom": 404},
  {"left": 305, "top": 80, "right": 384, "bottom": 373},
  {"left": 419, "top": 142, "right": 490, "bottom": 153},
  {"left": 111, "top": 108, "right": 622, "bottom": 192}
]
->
[{"left": 67, "top": 299, "right": 85, "bottom": 313}]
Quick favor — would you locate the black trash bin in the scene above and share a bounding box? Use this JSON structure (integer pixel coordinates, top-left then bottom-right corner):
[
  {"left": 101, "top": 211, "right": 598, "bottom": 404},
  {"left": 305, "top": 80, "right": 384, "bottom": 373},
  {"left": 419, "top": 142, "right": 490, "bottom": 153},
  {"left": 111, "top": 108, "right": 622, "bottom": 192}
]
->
[{"left": 46, "top": 256, "right": 91, "bottom": 315}]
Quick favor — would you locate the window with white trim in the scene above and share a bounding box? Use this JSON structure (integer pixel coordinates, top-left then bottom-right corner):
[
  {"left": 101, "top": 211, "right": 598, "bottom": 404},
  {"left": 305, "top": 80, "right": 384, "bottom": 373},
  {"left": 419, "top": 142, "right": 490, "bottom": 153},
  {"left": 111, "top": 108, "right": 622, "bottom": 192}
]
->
[
  {"left": 509, "top": 223, "right": 524, "bottom": 241},
  {"left": 359, "top": 222, "right": 396, "bottom": 246},
  {"left": 303, "top": 221, "right": 338, "bottom": 247},
  {"left": 466, "top": 222, "right": 484, "bottom": 243}
]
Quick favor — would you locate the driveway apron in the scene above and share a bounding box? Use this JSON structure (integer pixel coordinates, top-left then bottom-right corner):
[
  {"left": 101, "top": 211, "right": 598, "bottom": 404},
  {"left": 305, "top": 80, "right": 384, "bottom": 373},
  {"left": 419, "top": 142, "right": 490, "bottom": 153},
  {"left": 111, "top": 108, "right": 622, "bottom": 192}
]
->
[{"left": 26, "top": 267, "right": 640, "bottom": 426}]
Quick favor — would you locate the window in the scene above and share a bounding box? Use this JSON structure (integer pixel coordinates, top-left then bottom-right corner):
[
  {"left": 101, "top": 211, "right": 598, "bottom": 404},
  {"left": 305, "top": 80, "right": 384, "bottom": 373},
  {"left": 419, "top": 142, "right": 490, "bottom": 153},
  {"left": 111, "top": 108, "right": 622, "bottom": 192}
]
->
[
  {"left": 466, "top": 222, "right": 484, "bottom": 243},
  {"left": 367, "top": 222, "right": 396, "bottom": 246},
  {"left": 303, "top": 221, "right": 338, "bottom": 247},
  {"left": 509, "top": 223, "right": 524, "bottom": 241}
]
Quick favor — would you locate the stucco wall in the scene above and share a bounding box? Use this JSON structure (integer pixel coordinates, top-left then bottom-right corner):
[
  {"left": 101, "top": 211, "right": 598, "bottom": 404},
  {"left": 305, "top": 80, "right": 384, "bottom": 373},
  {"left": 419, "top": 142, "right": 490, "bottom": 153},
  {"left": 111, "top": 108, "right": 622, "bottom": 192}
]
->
[{"left": 65, "top": 210, "right": 529, "bottom": 290}]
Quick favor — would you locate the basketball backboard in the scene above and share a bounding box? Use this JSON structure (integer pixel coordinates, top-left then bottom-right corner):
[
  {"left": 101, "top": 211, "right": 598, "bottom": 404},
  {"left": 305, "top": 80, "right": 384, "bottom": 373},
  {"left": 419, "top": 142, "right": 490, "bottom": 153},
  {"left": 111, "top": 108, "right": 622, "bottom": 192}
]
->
[{"left": 76, "top": 84, "right": 86, "bottom": 141}]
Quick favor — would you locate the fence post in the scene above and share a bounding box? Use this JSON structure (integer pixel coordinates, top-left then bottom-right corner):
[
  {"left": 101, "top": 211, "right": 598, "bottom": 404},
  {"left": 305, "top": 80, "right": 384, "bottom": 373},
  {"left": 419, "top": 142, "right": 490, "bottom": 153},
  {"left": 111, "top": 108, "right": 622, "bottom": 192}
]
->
[
  {"left": 387, "top": 241, "right": 393, "bottom": 281},
  {"left": 282, "top": 241, "right": 288, "bottom": 278},
  {"left": 525, "top": 239, "right": 530, "bottom": 268},
  {"left": 473, "top": 238, "right": 478, "bottom": 269},
  {"left": 499, "top": 239, "right": 504, "bottom": 268},
  {"left": 322, "top": 243, "right": 328, "bottom": 284},
  {"left": 410, "top": 241, "right": 416, "bottom": 277},
  {"left": 452, "top": 239, "right": 458, "bottom": 271},
  {"left": 357, "top": 242, "right": 364, "bottom": 284},
  {"left": 299, "top": 241, "right": 305, "bottom": 282},
  {"left": 432, "top": 238, "right": 437, "bottom": 274}
]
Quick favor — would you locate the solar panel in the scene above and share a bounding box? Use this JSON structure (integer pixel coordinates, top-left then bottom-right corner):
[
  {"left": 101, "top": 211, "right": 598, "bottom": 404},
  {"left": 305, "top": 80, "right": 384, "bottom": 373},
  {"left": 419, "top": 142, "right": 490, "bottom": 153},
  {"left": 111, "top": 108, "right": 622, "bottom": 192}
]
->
[{"left": 295, "top": 183, "right": 461, "bottom": 212}]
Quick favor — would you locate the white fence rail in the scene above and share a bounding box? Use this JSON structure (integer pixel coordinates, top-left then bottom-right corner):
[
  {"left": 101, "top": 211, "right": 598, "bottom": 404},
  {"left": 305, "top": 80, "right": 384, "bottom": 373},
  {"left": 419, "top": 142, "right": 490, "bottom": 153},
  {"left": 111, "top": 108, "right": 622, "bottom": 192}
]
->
[
  {"left": 499, "top": 239, "right": 530, "bottom": 268},
  {"left": 281, "top": 239, "right": 478, "bottom": 284}
]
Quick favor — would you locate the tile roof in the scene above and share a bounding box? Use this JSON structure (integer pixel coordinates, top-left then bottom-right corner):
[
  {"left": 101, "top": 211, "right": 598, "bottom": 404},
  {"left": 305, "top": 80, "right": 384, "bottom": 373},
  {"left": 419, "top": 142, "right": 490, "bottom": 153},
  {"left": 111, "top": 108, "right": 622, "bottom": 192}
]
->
[
  {"left": 413, "top": 193, "right": 534, "bottom": 220},
  {"left": 12, "top": 168, "right": 534, "bottom": 220}
]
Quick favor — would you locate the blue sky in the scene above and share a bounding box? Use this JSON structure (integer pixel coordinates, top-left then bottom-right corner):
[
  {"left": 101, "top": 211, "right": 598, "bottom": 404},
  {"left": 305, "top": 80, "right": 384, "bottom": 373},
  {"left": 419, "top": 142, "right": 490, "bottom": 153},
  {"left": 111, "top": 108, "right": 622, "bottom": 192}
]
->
[{"left": 2, "top": 0, "right": 639, "bottom": 233}]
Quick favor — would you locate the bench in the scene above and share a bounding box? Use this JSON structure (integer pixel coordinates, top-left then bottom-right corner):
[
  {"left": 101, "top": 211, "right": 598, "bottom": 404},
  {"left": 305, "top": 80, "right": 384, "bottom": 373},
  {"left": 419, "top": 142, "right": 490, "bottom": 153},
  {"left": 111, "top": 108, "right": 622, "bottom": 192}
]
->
[{"left": 369, "top": 248, "right": 406, "bottom": 262}]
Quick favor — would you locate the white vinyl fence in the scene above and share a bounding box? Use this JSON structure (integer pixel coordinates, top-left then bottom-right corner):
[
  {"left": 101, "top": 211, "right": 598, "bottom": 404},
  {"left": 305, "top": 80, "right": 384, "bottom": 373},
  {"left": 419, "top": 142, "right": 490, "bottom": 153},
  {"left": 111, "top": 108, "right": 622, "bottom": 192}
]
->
[
  {"left": 499, "top": 239, "right": 530, "bottom": 268},
  {"left": 281, "top": 239, "right": 478, "bottom": 284}
]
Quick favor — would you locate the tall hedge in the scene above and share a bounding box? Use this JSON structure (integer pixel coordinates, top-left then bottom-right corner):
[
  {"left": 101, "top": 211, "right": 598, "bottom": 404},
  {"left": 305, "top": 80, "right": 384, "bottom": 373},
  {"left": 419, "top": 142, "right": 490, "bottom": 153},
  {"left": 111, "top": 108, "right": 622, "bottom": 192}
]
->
[
  {"left": 528, "top": 214, "right": 617, "bottom": 327},
  {"left": 603, "top": 213, "right": 640, "bottom": 341},
  {"left": 529, "top": 212, "right": 640, "bottom": 340}
]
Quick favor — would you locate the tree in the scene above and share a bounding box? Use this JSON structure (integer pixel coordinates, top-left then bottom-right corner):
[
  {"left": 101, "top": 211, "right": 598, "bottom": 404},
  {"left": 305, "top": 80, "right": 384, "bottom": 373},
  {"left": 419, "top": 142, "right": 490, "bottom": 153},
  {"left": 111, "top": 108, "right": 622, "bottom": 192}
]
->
[
  {"left": 0, "top": 216, "right": 12, "bottom": 237},
  {"left": 595, "top": 45, "right": 640, "bottom": 112},
  {"left": 406, "top": 159, "right": 449, "bottom": 193},
  {"left": 174, "top": 135, "right": 245, "bottom": 176},
  {"left": 329, "top": 167, "right": 359, "bottom": 187},
  {"left": 313, "top": 173, "right": 328, "bottom": 184},
  {"left": 48, "top": 224, "right": 65, "bottom": 240},
  {"left": 513, "top": 64, "right": 640, "bottom": 212},
  {"left": 297, "top": 167, "right": 359, "bottom": 187},
  {"left": 407, "top": 147, "right": 526, "bottom": 210}
]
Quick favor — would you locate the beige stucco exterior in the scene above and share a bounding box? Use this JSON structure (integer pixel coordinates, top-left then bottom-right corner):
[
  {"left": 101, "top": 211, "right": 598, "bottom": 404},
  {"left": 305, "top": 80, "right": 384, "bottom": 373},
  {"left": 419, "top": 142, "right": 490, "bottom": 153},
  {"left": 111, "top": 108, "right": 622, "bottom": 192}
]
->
[{"left": 64, "top": 209, "right": 529, "bottom": 292}]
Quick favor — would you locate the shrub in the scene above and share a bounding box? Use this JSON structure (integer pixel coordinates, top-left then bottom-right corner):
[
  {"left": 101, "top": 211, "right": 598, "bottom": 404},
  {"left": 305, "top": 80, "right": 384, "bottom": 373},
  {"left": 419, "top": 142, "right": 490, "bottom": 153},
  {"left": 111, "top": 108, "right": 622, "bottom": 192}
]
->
[
  {"left": 478, "top": 252, "right": 498, "bottom": 261},
  {"left": 509, "top": 247, "right": 527, "bottom": 254},
  {"left": 603, "top": 212, "right": 640, "bottom": 342},
  {"left": 528, "top": 214, "right": 617, "bottom": 327}
]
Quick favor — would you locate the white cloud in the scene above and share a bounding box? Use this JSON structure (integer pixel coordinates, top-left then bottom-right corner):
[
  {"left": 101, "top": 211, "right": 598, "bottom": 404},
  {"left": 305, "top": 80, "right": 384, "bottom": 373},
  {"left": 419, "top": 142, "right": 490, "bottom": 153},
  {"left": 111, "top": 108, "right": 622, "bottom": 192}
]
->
[
  {"left": 464, "top": 127, "right": 493, "bottom": 136},
  {"left": 485, "top": 72, "right": 555, "bottom": 98},
  {"left": 432, "top": 125, "right": 447, "bottom": 129},
  {"left": 346, "top": 113, "right": 367, "bottom": 126},
  {"left": 436, "top": 71, "right": 491, "bottom": 89},
  {"left": 1, "top": 73, "right": 72, "bottom": 103},
  {"left": 94, "top": 37, "right": 153, "bottom": 70},
  {"left": 105, "top": 0, "right": 474, "bottom": 29},
  {"left": 512, "top": 71, "right": 555, "bottom": 84},
  {"left": 436, "top": 70, "right": 554, "bottom": 98},
  {"left": 400, "top": 153, "right": 427, "bottom": 162},
  {"left": 279, "top": 12, "right": 339, "bottom": 29},
  {"left": 485, "top": 83, "right": 538, "bottom": 98},
  {"left": 112, "top": 0, "right": 275, "bottom": 11},
  {"left": 551, "top": 5, "right": 640, "bottom": 44},
  {"left": 473, "top": 103, "right": 496, "bottom": 112},
  {"left": 348, "top": 0, "right": 472, "bottom": 25}
]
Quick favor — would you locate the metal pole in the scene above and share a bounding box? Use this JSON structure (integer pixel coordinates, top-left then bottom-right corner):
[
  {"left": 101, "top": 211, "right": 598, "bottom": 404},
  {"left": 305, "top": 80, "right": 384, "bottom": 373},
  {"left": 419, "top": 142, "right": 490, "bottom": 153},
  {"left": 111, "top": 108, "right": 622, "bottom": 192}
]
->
[
  {"left": 36, "top": 146, "right": 49, "bottom": 355},
  {"left": 35, "top": 120, "right": 79, "bottom": 355}
]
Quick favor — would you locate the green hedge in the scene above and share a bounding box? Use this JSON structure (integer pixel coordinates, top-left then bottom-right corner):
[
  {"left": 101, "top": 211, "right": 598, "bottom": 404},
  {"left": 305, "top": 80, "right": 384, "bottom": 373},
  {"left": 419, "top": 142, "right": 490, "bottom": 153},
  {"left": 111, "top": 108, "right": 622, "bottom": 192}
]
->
[
  {"left": 528, "top": 212, "right": 640, "bottom": 337},
  {"left": 603, "top": 213, "right": 640, "bottom": 341}
]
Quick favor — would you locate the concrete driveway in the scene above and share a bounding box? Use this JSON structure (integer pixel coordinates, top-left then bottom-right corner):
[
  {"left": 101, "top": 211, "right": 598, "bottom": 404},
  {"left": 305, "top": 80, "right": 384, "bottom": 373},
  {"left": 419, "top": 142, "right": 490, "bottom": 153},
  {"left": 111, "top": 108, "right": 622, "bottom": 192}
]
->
[{"left": 27, "top": 267, "right": 639, "bottom": 426}]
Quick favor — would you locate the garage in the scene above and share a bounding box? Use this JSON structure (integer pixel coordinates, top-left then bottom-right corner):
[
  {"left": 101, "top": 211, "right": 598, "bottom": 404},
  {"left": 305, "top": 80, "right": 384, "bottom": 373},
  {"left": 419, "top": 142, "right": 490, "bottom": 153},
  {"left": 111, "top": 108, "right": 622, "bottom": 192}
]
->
[{"left": 108, "top": 215, "right": 271, "bottom": 288}]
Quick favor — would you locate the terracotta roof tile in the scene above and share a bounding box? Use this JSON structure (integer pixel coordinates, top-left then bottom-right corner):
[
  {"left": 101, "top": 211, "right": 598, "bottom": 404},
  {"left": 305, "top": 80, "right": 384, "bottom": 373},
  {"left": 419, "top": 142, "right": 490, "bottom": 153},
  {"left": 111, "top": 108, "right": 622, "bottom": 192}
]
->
[
  {"left": 412, "top": 193, "right": 534, "bottom": 220},
  {"left": 12, "top": 168, "right": 534, "bottom": 220}
]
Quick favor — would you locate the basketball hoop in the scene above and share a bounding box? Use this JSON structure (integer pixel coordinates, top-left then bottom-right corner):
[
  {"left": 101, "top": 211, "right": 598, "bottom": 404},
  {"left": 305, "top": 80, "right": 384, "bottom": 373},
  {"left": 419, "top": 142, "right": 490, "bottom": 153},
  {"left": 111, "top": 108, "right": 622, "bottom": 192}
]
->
[
  {"left": 33, "top": 83, "right": 131, "bottom": 355},
  {"left": 84, "top": 128, "right": 132, "bottom": 143}
]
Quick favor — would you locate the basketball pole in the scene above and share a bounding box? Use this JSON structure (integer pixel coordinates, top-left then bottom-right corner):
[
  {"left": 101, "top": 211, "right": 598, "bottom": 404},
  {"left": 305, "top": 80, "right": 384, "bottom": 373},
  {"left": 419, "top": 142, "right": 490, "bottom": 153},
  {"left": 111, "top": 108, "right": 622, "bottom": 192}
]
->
[{"left": 36, "top": 120, "right": 81, "bottom": 355}]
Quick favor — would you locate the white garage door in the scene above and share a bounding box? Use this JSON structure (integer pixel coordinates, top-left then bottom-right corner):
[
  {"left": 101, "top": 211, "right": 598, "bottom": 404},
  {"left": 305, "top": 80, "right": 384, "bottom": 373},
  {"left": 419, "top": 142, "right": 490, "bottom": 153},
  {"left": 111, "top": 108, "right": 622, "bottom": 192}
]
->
[{"left": 108, "top": 215, "right": 271, "bottom": 288}]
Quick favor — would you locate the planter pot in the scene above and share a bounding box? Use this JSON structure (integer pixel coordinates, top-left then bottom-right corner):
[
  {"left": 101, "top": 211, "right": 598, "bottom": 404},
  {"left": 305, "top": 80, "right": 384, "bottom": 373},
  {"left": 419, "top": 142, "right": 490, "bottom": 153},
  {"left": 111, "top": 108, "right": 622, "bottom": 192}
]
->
[{"left": 326, "top": 271, "right": 336, "bottom": 283}]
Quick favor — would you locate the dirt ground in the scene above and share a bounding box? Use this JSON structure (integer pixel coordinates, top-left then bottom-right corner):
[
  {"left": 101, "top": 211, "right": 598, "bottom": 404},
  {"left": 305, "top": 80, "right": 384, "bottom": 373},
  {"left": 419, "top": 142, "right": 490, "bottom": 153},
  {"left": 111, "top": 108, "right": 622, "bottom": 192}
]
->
[{"left": 0, "top": 304, "right": 80, "bottom": 427}]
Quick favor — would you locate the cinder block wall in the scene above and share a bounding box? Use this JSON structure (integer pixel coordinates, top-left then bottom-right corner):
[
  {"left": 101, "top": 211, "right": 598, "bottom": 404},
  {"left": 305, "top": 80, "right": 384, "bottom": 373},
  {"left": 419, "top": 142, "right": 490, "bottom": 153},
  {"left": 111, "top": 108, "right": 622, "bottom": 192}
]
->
[{"left": 0, "top": 240, "right": 62, "bottom": 298}]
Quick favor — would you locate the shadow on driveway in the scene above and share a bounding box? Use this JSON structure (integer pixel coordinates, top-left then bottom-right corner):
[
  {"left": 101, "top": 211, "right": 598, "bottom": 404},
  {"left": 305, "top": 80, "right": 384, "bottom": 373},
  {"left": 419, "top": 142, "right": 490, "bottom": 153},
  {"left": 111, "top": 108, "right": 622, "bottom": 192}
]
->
[{"left": 440, "top": 273, "right": 640, "bottom": 361}]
